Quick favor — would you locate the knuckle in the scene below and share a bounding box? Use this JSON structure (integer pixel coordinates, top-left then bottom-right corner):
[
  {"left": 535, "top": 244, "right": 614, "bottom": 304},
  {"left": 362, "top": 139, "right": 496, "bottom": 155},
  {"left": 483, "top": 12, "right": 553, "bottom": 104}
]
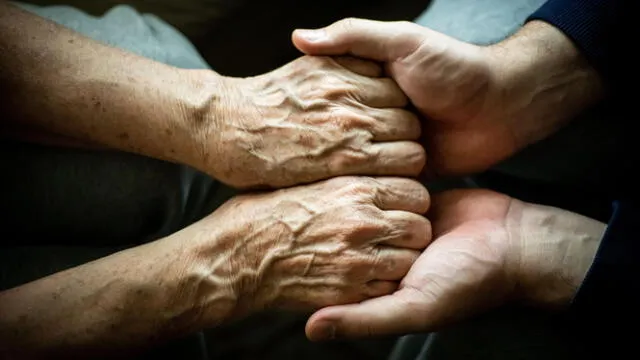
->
[
  {"left": 320, "top": 82, "right": 357, "bottom": 101},
  {"left": 328, "top": 108, "right": 372, "bottom": 130},
  {"left": 342, "top": 208, "right": 384, "bottom": 237}
]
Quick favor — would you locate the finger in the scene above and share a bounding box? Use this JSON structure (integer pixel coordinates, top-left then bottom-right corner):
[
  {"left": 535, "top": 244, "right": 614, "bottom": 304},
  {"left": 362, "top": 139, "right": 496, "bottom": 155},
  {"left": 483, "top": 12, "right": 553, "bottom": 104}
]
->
[
  {"left": 331, "top": 143, "right": 426, "bottom": 181},
  {"left": 347, "top": 77, "right": 407, "bottom": 108},
  {"left": 364, "top": 280, "right": 398, "bottom": 297},
  {"left": 366, "top": 108, "right": 421, "bottom": 142},
  {"left": 333, "top": 56, "right": 382, "bottom": 77},
  {"left": 371, "top": 177, "right": 430, "bottom": 214},
  {"left": 371, "top": 247, "right": 420, "bottom": 281},
  {"left": 305, "top": 288, "right": 427, "bottom": 341},
  {"left": 358, "top": 142, "right": 426, "bottom": 178},
  {"left": 378, "top": 211, "right": 432, "bottom": 249},
  {"left": 293, "top": 18, "right": 425, "bottom": 61}
]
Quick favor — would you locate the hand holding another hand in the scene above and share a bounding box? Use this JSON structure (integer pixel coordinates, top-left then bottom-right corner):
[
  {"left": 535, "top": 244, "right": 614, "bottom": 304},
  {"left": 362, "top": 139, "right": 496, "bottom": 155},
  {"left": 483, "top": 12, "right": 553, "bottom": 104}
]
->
[
  {"left": 293, "top": 19, "right": 602, "bottom": 177},
  {"left": 305, "top": 189, "right": 605, "bottom": 341}
]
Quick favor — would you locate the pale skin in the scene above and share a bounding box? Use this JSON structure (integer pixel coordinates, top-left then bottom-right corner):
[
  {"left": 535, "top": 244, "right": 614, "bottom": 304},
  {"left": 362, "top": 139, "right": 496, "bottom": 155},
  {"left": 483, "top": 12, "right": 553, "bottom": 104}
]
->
[
  {"left": 0, "top": 2, "right": 431, "bottom": 358},
  {"left": 293, "top": 18, "right": 609, "bottom": 340}
]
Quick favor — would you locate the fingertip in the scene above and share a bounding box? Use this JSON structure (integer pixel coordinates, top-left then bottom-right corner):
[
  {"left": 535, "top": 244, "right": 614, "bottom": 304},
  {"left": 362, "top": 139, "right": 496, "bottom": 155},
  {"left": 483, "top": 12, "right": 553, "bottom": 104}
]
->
[
  {"left": 293, "top": 29, "right": 327, "bottom": 42},
  {"left": 424, "top": 218, "right": 434, "bottom": 246},
  {"left": 404, "top": 143, "right": 428, "bottom": 177},
  {"left": 292, "top": 29, "right": 330, "bottom": 54},
  {"left": 306, "top": 309, "right": 341, "bottom": 341},
  {"left": 306, "top": 321, "right": 337, "bottom": 342},
  {"left": 417, "top": 182, "right": 431, "bottom": 214}
]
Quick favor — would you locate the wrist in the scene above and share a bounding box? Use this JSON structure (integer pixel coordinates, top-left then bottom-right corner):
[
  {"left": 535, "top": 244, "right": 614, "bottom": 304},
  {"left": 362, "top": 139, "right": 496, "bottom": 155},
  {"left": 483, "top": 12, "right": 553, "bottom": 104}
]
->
[
  {"left": 485, "top": 20, "right": 604, "bottom": 150},
  {"left": 163, "top": 215, "right": 254, "bottom": 328},
  {"left": 171, "top": 69, "right": 228, "bottom": 176},
  {"left": 178, "top": 70, "right": 255, "bottom": 182},
  {"left": 507, "top": 200, "right": 605, "bottom": 307},
  {"left": 108, "top": 235, "right": 236, "bottom": 337}
]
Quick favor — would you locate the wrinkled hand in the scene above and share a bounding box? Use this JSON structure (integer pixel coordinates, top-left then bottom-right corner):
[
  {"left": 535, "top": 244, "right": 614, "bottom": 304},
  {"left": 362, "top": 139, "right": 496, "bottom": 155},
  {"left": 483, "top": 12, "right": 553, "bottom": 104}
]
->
[
  {"left": 191, "top": 176, "right": 431, "bottom": 319},
  {"left": 209, "top": 56, "right": 425, "bottom": 188},
  {"left": 305, "top": 189, "right": 605, "bottom": 341}
]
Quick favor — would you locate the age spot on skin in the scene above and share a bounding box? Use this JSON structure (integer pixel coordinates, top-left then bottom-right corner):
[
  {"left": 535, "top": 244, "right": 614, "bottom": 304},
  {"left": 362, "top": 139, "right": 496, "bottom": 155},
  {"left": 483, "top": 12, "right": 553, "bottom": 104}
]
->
[
  {"left": 117, "top": 132, "right": 129, "bottom": 140},
  {"left": 91, "top": 96, "right": 101, "bottom": 109}
]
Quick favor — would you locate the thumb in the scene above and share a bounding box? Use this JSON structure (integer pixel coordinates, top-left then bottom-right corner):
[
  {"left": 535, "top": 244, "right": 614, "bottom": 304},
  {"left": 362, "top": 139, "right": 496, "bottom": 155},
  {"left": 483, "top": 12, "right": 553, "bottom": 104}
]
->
[
  {"left": 305, "top": 288, "right": 428, "bottom": 341},
  {"left": 292, "top": 18, "right": 425, "bottom": 62}
]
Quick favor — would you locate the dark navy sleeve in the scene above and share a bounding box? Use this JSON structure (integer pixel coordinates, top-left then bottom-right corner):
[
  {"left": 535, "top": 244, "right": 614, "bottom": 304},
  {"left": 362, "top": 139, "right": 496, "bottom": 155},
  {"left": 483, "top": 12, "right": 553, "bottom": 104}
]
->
[
  {"left": 527, "top": 0, "right": 628, "bottom": 87},
  {"left": 571, "top": 201, "right": 640, "bottom": 319}
]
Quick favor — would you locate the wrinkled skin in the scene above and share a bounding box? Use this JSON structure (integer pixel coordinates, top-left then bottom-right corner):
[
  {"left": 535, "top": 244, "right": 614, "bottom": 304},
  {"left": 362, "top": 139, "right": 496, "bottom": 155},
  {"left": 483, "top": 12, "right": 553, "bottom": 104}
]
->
[
  {"left": 207, "top": 56, "right": 426, "bottom": 188},
  {"left": 187, "top": 176, "right": 432, "bottom": 321}
]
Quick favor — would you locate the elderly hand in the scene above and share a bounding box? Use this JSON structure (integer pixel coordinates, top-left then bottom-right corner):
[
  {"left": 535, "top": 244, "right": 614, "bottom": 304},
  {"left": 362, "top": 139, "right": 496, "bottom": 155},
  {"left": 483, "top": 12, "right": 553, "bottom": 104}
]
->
[
  {"left": 182, "top": 176, "right": 431, "bottom": 322},
  {"left": 200, "top": 56, "right": 425, "bottom": 188},
  {"left": 304, "top": 189, "right": 605, "bottom": 341}
]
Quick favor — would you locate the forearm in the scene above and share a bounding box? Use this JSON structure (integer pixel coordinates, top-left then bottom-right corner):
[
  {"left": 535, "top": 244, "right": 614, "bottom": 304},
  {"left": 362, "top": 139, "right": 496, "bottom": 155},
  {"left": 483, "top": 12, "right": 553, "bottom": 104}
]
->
[
  {"left": 0, "top": 228, "right": 237, "bottom": 359},
  {"left": 0, "top": 1, "right": 224, "bottom": 168},
  {"left": 487, "top": 20, "right": 604, "bottom": 149}
]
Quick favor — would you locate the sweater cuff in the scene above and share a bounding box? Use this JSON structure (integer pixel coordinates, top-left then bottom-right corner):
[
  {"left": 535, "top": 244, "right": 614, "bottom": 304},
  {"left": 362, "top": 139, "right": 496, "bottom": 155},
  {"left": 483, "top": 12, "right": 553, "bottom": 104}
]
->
[{"left": 527, "top": 0, "right": 615, "bottom": 84}]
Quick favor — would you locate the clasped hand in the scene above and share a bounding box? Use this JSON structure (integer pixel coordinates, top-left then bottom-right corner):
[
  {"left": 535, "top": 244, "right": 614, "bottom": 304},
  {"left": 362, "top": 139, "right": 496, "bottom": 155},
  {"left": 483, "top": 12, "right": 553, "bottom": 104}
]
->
[{"left": 183, "top": 18, "right": 606, "bottom": 340}]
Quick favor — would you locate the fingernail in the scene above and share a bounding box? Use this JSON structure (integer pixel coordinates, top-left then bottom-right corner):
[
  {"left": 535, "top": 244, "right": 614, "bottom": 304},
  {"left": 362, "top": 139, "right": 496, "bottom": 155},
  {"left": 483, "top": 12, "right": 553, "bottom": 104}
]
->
[
  {"left": 317, "top": 322, "right": 337, "bottom": 340},
  {"left": 296, "top": 29, "right": 327, "bottom": 42}
]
